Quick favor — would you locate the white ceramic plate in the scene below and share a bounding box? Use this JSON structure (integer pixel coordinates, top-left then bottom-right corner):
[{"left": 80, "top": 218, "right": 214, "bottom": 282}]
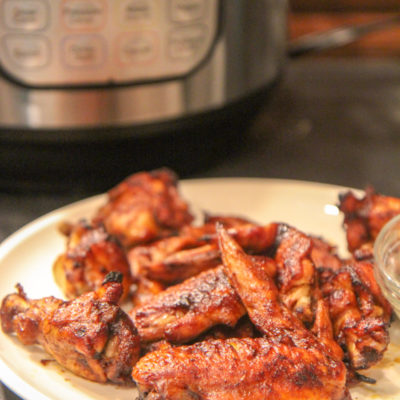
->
[{"left": 0, "top": 178, "right": 400, "bottom": 400}]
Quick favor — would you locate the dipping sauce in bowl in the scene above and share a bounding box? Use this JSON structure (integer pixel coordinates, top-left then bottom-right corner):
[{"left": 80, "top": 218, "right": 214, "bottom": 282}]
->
[{"left": 374, "top": 215, "right": 400, "bottom": 318}]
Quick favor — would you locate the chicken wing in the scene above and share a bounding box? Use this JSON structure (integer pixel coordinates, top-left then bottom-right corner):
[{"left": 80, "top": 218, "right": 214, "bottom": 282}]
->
[
  {"left": 133, "top": 336, "right": 348, "bottom": 400},
  {"left": 319, "top": 265, "right": 390, "bottom": 370},
  {"left": 1, "top": 273, "right": 140, "bottom": 384},
  {"left": 131, "top": 276, "right": 166, "bottom": 307},
  {"left": 130, "top": 253, "right": 276, "bottom": 344},
  {"left": 200, "top": 315, "right": 255, "bottom": 341},
  {"left": 202, "top": 222, "right": 279, "bottom": 254},
  {"left": 132, "top": 227, "right": 348, "bottom": 400},
  {"left": 304, "top": 232, "right": 391, "bottom": 371},
  {"left": 308, "top": 234, "right": 391, "bottom": 323},
  {"left": 130, "top": 265, "right": 246, "bottom": 344},
  {"left": 94, "top": 169, "right": 193, "bottom": 248},
  {"left": 128, "top": 218, "right": 276, "bottom": 285},
  {"left": 339, "top": 187, "right": 400, "bottom": 253},
  {"left": 180, "top": 214, "right": 256, "bottom": 237},
  {"left": 128, "top": 235, "right": 220, "bottom": 285},
  {"left": 53, "top": 220, "right": 132, "bottom": 301},
  {"left": 275, "top": 225, "right": 316, "bottom": 325},
  {"left": 310, "top": 236, "right": 343, "bottom": 271},
  {"left": 350, "top": 259, "right": 392, "bottom": 320}
]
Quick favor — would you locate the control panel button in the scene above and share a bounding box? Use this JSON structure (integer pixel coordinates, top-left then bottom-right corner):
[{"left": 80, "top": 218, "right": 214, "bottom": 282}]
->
[
  {"left": 168, "top": 25, "right": 207, "bottom": 60},
  {"left": 61, "top": 0, "right": 106, "bottom": 31},
  {"left": 62, "top": 35, "right": 105, "bottom": 67},
  {"left": 3, "top": 0, "right": 49, "bottom": 31},
  {"left": 3, "top": 35, "right": 50, "bottom": 68},
  {"left": 170, "top": 0, "right": 206, "bottom": 23},
  {"left": 0, "top": 0, "right": 219, "bottom": 86},
  {"left": 119, "top": 0, "right": 154, "bottom": 25},
  {"left": 117, "top": 31, "right": 158, "bottom": 65}
]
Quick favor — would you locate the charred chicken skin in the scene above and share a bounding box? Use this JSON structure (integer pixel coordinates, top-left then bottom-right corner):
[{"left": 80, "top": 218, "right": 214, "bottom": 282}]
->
[
  {"left": 128, "top": 216, "right": 275, "bottom": 287},
  {"left": 1, "top": 273, "right": 141, "bottom": 384},
  {"left": 128, "top": 235, "right": 221, "bottom": 285},
  {"left": 130, "top": 254, "right": 276, "bottom": 344},
  {"left": 134, "top": 337, "right": 348, "bottom": 400},
  {"left": 218, "top": 225, "right": 342, "bottom": 357},
  {"left": 130, "top": 276, "right": 166, "bottom": 308},
  {"left": 350, "top": 259, "right": 392, "bottom": 320},
  {"left": 201, "top": 221, "right": 315, "bottom": 326},
  {"left": 200, "top": 315, "right": 256, "bottom": 341},
  {"left": 132, "top": 227, "right": 348, "bottom": 400},
  {"left": 202, "top": 221, "right": 279, "bottom": 254},
  {"left": 274, "top": 224, "right": 316, "bottom": 325},
  {"left": 310, "top": 236, "right": 343, "bottom": 271},
  {"left": 339, "top": 187, "right": 400, "bottom": 253},
  {"left": 53, "top": 220, "right": 132, "bottom": 301},
  {"left": 319, "top": 263, "right": 390, "bottom": 371},
  {"left": 94, "top": 169, "right": 193, "bottom": 248},
  {"left": 308, "top": 204, "right": 393, "bottom": 370},
  {"left": 308, "top": 229, "right": 392, "bottom": 371},
  {"left": 131, "top": 217, "right": 390, "bottom": 377},
  {"left": 130, "top": 265, "right": 246, "bottom": 344},
  {"left": 1, "top": 169, "right": 394, "bottom": 398}
]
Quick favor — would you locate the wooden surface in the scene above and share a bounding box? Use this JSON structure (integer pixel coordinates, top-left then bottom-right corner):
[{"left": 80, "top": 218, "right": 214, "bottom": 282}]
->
[
  {"left": 289, "top": 13, "right": 400, "bottom": 57},
  {"left": 289, "top": 1, "right": 400, "bottom": 57},
  {"left": 290, "top": 0, "right": 400, "bottom": 12}
]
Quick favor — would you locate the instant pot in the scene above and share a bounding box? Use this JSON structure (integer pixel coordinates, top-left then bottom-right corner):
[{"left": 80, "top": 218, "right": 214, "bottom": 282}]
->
[{"left": 0, "top": 0, "right": 287, "bottom": 189}]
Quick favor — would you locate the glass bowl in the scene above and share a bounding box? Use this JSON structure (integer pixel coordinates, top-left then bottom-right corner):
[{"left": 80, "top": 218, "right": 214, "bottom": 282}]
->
[{"left": 374, "top": 214, "right": 400, "bottom": 319}]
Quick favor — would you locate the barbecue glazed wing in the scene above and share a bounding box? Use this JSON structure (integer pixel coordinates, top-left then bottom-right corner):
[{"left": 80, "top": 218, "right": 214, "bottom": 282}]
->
[
  {"left": 339, "top": 188, "right": 400, "bottom": 253},
  {"left": 307, "top": 227, "right": 391, "bottom": 370},
  {"left": 132, "top": 227, "right": 348, "bottom": 400},
  {"left": 131, "top": 254, "right": 276, "bottom": 344},
  {"left": 1, "top": 273, "right": 140, "bottom": 384},
  {"left": 94, "top": 169, "right": 193, "bottom": 248},
  {"left": 319, "top": 264, "right": 390, "bottom": 370},
  {"left": 53, "top": 220, "right": 132, "bottom": 301},
  {"left": 128, "top": 218, "right": 277, "bottom": 285},
  {"left": 180, "top": 214, "right": 256, "bottom": 237},
  {"left": 218, "top": 225, "right": 339, "bottom": 353},
  {"left": 130, "top": 265, "right": 246, "bottom": 344},
  {"left": 304, "top": 231, "right": 391, "bottom": 371},
  {"left": 203, "top": 222, "right": 279, "bottom": 254},
  {"left": 350, "top": 259, "right": 392, "bottom": 321},
  {"left": 133, "top": 337, "right": 347, "bottom": 400},
  {"left": 131, "top": 276, "right": 166, "bottom": 307},
  {"left": 275, "top": 225, "right": 316, "bottom": 325},
  {"left": 310, "top": 236, "right": 343, "bottom": 271},
  {"left": 311, "top": 283, "right": 344, "bottom": 362},
  {"left": 128, "top": 235, "right": 220, "bottom": 285},
  {"left": 200, "top": 316, "right": 255, "bottom": 341}
]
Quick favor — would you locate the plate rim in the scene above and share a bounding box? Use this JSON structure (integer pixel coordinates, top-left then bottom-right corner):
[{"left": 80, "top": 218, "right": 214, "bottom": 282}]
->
[{"left": 0, "top": 177, "right": 354, "bottom": 258}]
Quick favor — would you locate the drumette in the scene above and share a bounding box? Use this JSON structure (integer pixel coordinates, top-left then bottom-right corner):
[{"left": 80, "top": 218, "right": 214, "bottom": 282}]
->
[{"left": 1, "top": 273, "right": 140, "bottom": 384}]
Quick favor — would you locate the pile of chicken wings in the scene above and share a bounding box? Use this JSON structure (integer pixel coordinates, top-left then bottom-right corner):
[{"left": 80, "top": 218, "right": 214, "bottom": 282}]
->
[{"left": 1, "top": 169, "right": 399, "bottom": 400}]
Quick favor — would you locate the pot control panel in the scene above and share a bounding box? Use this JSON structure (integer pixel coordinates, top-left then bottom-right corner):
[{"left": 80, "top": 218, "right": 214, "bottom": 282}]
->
[{"left": 0, "top": 0, "right": 219, "bottom": 87}]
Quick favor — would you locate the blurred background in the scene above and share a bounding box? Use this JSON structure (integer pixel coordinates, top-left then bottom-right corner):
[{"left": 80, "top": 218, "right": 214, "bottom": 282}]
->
[
  {"left": 196, "top": 0, "right": 400, "bottom": 189},
  {"left": 289, "top": 0, "right": 400, "bottom": 57},
  {"left": 0, "top": 0, "right": 399, "bottom": 238},
  {"left": 1, "top": 0, "right": 400, "bottom": 240}
]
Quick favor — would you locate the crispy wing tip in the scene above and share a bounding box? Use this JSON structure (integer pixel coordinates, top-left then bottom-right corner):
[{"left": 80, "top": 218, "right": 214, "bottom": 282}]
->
[{"left": 103, "top": 271, "right": 123, "bottom": 285}]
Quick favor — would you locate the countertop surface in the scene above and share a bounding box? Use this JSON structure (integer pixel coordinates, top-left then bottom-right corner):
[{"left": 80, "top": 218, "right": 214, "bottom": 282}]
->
[
  {"left": 199, "top": 59, "right": 400, "bottom": 193},
  {"left": 1, "top": 58, "right": 400, "bottom": 399}
]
